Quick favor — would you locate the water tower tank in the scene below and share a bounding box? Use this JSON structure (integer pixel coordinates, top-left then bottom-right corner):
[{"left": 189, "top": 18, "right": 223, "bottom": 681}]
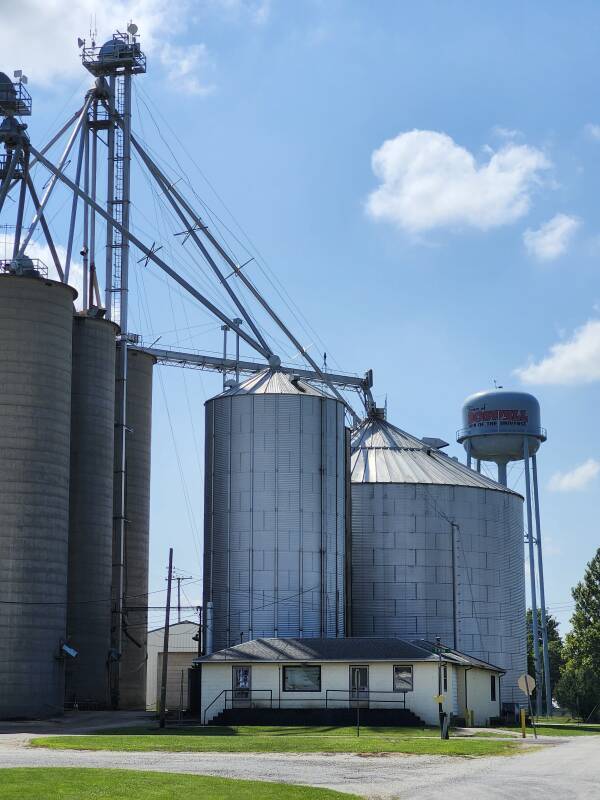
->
[
  {"left": 457, "top": 390, "right": 546, "bottom": 465},
  {"left": 203, "top": 368, "right": 347, "bottom": 652},
  {"left": 0, "top": 274, "right": 76, "bottom": 719}
]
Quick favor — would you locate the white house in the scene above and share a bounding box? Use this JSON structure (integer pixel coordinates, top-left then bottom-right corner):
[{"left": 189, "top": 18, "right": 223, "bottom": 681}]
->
[
  {"left": 146, "top": 620, "right": 199, "bottom": 711},
  {"left": 195, "top": 638, "right": 503, "bottom": 726}
]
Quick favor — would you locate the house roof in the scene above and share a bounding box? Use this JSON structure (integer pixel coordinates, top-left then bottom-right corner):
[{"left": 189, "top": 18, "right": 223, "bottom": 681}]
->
[{"left": 194, "top": 637, "right": 504, "bottom": 673}]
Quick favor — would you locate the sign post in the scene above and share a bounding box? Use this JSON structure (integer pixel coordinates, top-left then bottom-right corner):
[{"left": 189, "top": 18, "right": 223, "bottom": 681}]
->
[{"left": 518, "top": 673, "right": 537, "bottom": 739}]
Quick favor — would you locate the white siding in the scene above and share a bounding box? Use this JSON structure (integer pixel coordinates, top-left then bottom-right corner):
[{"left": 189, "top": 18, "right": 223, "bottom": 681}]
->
[{"left": 200, "top": 659, "right": 468, "bottom": 726}]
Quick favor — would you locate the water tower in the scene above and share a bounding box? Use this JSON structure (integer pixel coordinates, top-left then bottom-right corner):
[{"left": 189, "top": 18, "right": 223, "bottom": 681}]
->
[{"left": 457, "top": 390, "right": 551, "bottom": 717}]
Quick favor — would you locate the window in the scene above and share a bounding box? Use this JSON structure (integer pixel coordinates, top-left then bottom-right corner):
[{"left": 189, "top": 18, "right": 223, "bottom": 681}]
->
[
  {"left": 442, "top": 665, "right": 448, "bottom": 693},
  {"left": 490, "top": 674, "right": 496, "bottom": 701},
  {"left": 282, "top": 665, "right": 321, "bottom": 692},
  {"left": 393, "top": 665, "right": 413, "bottom": 692}
]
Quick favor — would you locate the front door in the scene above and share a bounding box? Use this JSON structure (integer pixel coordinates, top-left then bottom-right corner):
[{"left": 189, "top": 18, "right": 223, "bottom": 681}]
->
[
  {"left": 350, "top": 665, "right": 369, "bottom": 707},
  {"left": 232, "top": 666, "right": 251, "bottom": 708}
]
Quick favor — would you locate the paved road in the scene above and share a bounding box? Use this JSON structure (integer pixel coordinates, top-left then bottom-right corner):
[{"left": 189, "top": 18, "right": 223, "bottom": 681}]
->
[{"left": 0, "top": 730, "right": 598, "bottom": 799}]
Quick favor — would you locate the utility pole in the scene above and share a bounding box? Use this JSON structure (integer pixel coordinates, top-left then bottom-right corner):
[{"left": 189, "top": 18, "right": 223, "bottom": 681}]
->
[
  {"left": 159, "top": 548, "right": 173, "bottom": 729},
  {"left": 169, "top": 570, "right": 193, "bottom": 624}
]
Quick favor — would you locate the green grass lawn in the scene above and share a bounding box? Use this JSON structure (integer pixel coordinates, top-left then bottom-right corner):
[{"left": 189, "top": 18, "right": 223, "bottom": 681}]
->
[
  {"left": 503, "top": 723, "right": 600, "bottom": 737},
  {"left": 0, "top": 769, "right": 357, "bottom": 800},
  {"left": 31, "top": 725, "right": 518, "bottom": 757}
]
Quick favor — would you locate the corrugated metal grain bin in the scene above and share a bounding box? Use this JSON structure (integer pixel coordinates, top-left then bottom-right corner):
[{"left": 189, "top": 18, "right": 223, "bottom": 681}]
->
[
  {"left": 203, "top": 369, "right": 346, "bottom": 652},
  {"left": 351, "top": 411, "right": 526, "bottom": 705}
]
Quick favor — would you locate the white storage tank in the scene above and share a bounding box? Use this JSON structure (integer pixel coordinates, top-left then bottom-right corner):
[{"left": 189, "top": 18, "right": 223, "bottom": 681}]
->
[
  {"left": 351, "top": 410, "right": 526, "bottom": 705},
  {"left": 0, "top": 273, "right": 76, "bottom": 718},
  {"left": 203, "top": 369, "right": 347, "bottom": 652}
]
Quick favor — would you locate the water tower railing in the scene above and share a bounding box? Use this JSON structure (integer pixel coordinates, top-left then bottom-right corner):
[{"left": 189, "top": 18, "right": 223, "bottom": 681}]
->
[{"left": 456, "top": 424, "right": 547, "bottom": 441}]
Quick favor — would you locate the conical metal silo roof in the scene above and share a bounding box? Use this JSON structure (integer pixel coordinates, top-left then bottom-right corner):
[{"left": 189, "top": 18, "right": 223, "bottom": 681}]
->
[
  {"left": 351, "top": 414, "right": 517, "bottom": 493},
  {"left": 214, "top": 368, "right": 333, "bottom": 398}
]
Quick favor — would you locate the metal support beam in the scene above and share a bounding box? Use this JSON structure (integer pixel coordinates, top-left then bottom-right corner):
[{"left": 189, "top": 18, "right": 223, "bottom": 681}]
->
[
  {"left": 25, "top": 175, "right": 64, "bottom": 280},
  {"left": 0, "top": 146, "right": 22, "bottom": 213},
  {"left": 137, "top": 345, "right": 368, "bottom": 389},
  {"left": 105, "top": 76, "right": 116, "bottom": 316},
  {"left": 19, "top": 97, "right": 92, "bottom": 256},
  {"left": 129, "top": 135, "right": 272, "bottom": 356},
  {"left": 11, "top": 149, "right": 29, "bottom": 259},
  {"left": 64, "top": 122, "right": 86, "bottom": 283},
  {"left": 524, "top": 437, "right": 543, "bottom": 717},
  {"left": 128, "top": 134, "right": 357, "bottom": 423},
  {"left": 532, "top": 454, "right": 553, "bottom": 715},
  {"left": 29, "top": 144, "right": 271, "bottom": 358}
]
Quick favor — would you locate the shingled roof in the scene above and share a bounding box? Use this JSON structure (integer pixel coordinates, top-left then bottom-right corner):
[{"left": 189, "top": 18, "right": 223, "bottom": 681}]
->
[{"left": 194, "top": 637, "right": 504, "bottom": 672}]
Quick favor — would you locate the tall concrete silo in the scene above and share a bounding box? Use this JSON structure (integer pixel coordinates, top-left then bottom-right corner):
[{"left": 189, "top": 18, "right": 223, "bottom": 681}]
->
[
  {"left": 203, "top": 369, "right": 347, "bottom": 652},
  {"left": 351, "top": 409, "right": 526, "bottom": 706},
  {"left": 117, "top": 348, "right": 155, "bottom": 709},
  {"left": 65, "top": 313, "right": 117, "bottom": 708},
  {"left": 0, "top": 273, "right": 75, "bottom": 719}
]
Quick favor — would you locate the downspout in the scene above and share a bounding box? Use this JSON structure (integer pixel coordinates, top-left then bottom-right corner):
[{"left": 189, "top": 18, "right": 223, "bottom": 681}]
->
[{"left": 464, "top": 666, "right": 471, "bottom": 721}]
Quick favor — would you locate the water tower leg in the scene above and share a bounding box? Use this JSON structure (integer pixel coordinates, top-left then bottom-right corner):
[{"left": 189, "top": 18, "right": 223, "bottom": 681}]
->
[
  {"left": 466, "top": 441, "right": 472, "bottom": 470},
  {"left": 476, "top": 459, "right": 481, "bottom": 473},
  {"left": 524, "top": 438, "right": 543, "bottom": 717},
  {"left": 497, "top": 462, "right": 507, "bottom": 486},
  {"left": 532, "top": 454, "right": 553, "bottom": 716}
]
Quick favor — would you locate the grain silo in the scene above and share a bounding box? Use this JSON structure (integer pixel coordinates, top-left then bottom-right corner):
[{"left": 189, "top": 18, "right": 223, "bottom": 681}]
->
[
  {"left": 351, "top": 409, "right": 526, "bottom": 706},
  {"left": 117, "top": 348, "right": 155, "bottom": 709},
  {"left": 0, "top": 272, "right": 75, "bottom": 719},
  {"left": 203, "top": 369, "right": 346, "bottom": 652},
  {"left": 65, "top": 313, "right": 118, "bottom": 708}
]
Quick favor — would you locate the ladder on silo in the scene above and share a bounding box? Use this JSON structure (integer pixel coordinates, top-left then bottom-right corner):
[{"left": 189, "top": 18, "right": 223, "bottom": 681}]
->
[{"left": 108, "top": 76, "right": 126, "bottom": 325}]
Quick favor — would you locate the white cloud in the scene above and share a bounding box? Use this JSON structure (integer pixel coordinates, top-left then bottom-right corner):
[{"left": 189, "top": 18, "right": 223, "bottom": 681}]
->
[
  {"left": 207, "top": 0, "right": 271, "bottom": 24},
  {"left": 523, "top": 213, "right": 581, "bottom": 262},
  {"left": 160, "top": 43, "right": 215, "bottom": 96},
  {"left": 549, "top": 459, "right": 600, "bottom": 492},
  {"left": 515, "top": 319, "right": 600, "bottom": 385},
  {"left": 515, "top": 318, "right": 600, "bottom": 385},
  {"left": 0, "top": 0, "right": 214, "bottom": 95},
  {"left": 491, "top": 126, "right": 522, "bottom": 140},
  {"left": 366, "top": 130, "right": 550, "bottom": 234},
  {"left": 584, "top": 123, "right": 600, "bottom": 141}
]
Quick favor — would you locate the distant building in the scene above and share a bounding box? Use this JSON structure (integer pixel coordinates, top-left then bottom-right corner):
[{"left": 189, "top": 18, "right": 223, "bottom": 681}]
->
[
  {"left": 146, "top": 620, "right": 199, "bottom": 711},
  {"left": 194, "top": 637, "right": 504, "bottom": 726}
]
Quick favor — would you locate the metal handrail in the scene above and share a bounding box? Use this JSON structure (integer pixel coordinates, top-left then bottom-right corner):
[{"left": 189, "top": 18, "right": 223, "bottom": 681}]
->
[
  {"left": 456, "top": 425, "right": 547, "bottom": 441},
  {"left": 325, "top": 689, "right": 408, "bottom": 709},
  {"left": 203, "top": 689, "right": 228, "bottom": 725},
  {"left": 204, "top": 688, "right": 273, "bottom": 725}
]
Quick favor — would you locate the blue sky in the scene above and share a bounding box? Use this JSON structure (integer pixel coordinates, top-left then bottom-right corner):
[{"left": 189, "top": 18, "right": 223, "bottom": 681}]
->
[{"left": 3, "top": 0, "right": 599, "bottom": 635}]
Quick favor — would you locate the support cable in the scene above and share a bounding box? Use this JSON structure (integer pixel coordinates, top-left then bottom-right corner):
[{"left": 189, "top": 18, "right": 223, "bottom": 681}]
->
[{"left": 29, "top": 143, "right": 271, "bottom": 359}]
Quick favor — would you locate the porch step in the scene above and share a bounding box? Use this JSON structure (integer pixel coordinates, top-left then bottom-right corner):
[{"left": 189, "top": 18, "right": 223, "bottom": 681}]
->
[{"left": 208, "top": 706, "right": 426, "bottom": 727}]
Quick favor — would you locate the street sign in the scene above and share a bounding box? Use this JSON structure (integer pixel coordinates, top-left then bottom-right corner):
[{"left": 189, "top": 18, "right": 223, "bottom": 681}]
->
[{"left": 518, "top": 674, "right": 536, "bottom": 695}]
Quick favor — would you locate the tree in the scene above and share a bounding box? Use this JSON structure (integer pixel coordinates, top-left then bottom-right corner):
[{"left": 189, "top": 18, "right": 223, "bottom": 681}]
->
[
  {"left": 556, "top": 548, "right": 600, "bottom": 721},
  {"left": 526, "top": 609, "right": 564, "bottom": 711}
]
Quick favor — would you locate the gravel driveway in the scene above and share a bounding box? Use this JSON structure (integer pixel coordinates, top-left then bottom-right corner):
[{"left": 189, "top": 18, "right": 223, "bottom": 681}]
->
[{"left": 0, "top": 719, "right": 598, "bottom": 799}]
